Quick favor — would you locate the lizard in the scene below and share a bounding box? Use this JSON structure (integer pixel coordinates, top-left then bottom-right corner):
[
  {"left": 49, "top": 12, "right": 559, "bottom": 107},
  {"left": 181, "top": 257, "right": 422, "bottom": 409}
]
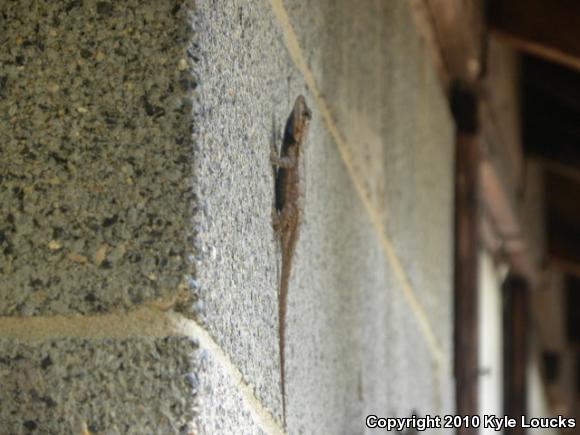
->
[{"left": 270, "top": 95, "right": 312, "bottom": 426}]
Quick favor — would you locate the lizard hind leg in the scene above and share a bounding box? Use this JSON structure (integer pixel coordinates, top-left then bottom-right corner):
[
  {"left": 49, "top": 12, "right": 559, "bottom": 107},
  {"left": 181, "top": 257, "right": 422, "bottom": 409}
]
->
[
  {"left": 271, "top": 153, "right": 297, "bottom": 169},
  {"left": 272, "top": 212, "right": 290, "bottom": 241},
  {"left": 273, "top": 204, "right": 295, "bottom": 236},
  {"left": 272, "top": 210, "right": 282, "bottom": 234},
  {"left": 270, "top": 142, "right": 280, "bottom": 165},
  {"left": 270, "top": 142, "right": 295, "bottom": 168}
]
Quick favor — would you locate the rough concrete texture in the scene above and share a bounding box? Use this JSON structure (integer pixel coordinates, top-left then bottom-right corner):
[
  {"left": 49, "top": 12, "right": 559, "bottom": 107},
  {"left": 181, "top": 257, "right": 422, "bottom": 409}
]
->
[
  {"left": 194, "top": 348, "right": 269, "bottom": 435},
  {"left": 359, "top": 252, "right": 454, "bottom": 420},
  {"left": 0, "top": 0, "right": 456, "bottom": 433},
  {"left": 289, "top": 121, "right": 454, "bottom": 430},
  {"left": 192, "top": 0, "right": 455, "bottom": 431},
  {"left": 284, "top": 0, "right": 455, "bottom": 359},
  {"left": 0, "top": 0, "right": 196, "bottom": 315},
  {"left": 485, "top": 39, "right": 524, "bottom": 191},
  {"left": 0, "top": 337, "right": 198, "bottom": 434},
  {"left": 191, "top": 0, "right": 298, "bottom": 420},
  {"left": 283, "top": 122, "right": 375, "bottom": 432}
]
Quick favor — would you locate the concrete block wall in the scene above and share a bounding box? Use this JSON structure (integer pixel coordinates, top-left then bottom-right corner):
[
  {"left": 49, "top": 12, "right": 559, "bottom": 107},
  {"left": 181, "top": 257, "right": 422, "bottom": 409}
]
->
[{"left": 0, "top": 0, "right": 455, "bottom": 433}]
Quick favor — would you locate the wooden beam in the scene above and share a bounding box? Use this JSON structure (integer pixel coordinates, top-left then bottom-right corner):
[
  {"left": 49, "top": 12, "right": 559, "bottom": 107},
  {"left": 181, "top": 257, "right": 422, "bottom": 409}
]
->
[
  {"left": 407, "top": 0, "right": 450, "bottom": 92},
  {"left": 407, "top": 0, "right": 486, "bottom": 93},
  {"left": 493, "top": 30, "right": 580, "bottom": 73},
  {"left": 489, "top": 0, "right": 580, "bottom": 73},
  {"left": 503, "top": 275, "right": 529, "bottom": 435},
  {"left": 482, "top": 40, "right": 525, "bottom": 190},
  {"left": 480, "top": 213, "right": 502, "bottom": 254},
  {"left": 452, "top": 84, "right": 480, "bottom": 431},
  {"left": 479, "top": 43, "right": 538, "bottom": 284},
  {"left": 427, "top": 0, "right": 486, "bottom": 83},
  {"left": 479, "top": 158, "right": 536, "bottom": 283}
]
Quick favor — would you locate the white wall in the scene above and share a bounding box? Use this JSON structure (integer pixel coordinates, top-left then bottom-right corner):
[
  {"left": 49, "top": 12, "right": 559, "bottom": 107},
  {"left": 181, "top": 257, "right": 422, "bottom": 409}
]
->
[
  {"left": 478, "top": 250, "right": 504, "bottom": 430},
  {"left": 528, "top": 352, "right": 560, "bottom": 435}
]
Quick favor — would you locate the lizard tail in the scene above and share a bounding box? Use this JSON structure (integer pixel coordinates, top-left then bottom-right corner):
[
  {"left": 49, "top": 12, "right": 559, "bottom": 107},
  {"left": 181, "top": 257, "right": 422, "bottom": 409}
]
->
[
  {"left": 279, "top": 264, "right": 289, "bottom": 427},
  {"left": 279, "top": 231, "right": 297, "bottom": 428}
]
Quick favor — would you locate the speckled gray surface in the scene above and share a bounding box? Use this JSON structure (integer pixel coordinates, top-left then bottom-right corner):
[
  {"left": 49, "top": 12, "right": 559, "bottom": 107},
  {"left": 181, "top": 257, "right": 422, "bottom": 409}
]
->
[
  {"left": 283, "top": 0, "right": 455, "bottom": 359},
  {"left": 0, "top": 337, "right": 199, "bottom": 434},
  {"left": 191, "top": 0, "right": 455, "bottom": 432},
  {"left": 194, "top": 348, "right": 269, "bottom": 435},
  {"left": 0, "top": 0, "right": 197, "bottom": 315},
  {"left": 0, "top": 0, "right": 456, "bottom": 433},
  {"left": 190, "top": 0, "right": 296, "bottom": 422}
]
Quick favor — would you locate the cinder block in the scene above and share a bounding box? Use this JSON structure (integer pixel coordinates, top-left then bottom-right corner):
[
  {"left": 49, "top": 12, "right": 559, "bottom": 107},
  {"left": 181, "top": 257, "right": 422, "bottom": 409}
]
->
[
  {"left": 0, "top": 0, "right": 456, "bottom": 432},
  {"left": 0, "top": 337, "right": 198, "bottom": 434},
  {"left": 0, "top": 1, "right": 196, "bottom": 316},
  {"left": 194, "top": 347, "right": 272, "bottom": 435},
  {"left": 190, "top": 0, "right": 299, "bottom": 417},
  {"left": 282, "top": 0, "right": 455, "bottom": 357},
  {"left": 190, "top": 0, "right": 456, "bottom": 427}
]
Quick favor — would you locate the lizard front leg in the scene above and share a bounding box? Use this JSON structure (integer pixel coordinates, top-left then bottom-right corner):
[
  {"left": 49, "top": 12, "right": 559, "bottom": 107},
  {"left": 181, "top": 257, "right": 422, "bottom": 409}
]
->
[{"left": 271, "top": 147, "right": 297, "bottom": 168}]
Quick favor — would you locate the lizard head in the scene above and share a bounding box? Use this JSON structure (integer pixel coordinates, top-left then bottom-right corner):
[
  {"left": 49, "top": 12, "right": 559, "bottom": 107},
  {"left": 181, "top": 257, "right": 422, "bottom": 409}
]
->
[{"left": 291, "top": 95, "right": 312, "bottom": 144}]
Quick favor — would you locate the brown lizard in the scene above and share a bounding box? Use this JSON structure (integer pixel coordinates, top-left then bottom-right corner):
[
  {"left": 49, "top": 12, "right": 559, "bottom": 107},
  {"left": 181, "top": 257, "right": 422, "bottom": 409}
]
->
[{"left": 271, "top": 95, "right": 312, "bottom": 426}]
